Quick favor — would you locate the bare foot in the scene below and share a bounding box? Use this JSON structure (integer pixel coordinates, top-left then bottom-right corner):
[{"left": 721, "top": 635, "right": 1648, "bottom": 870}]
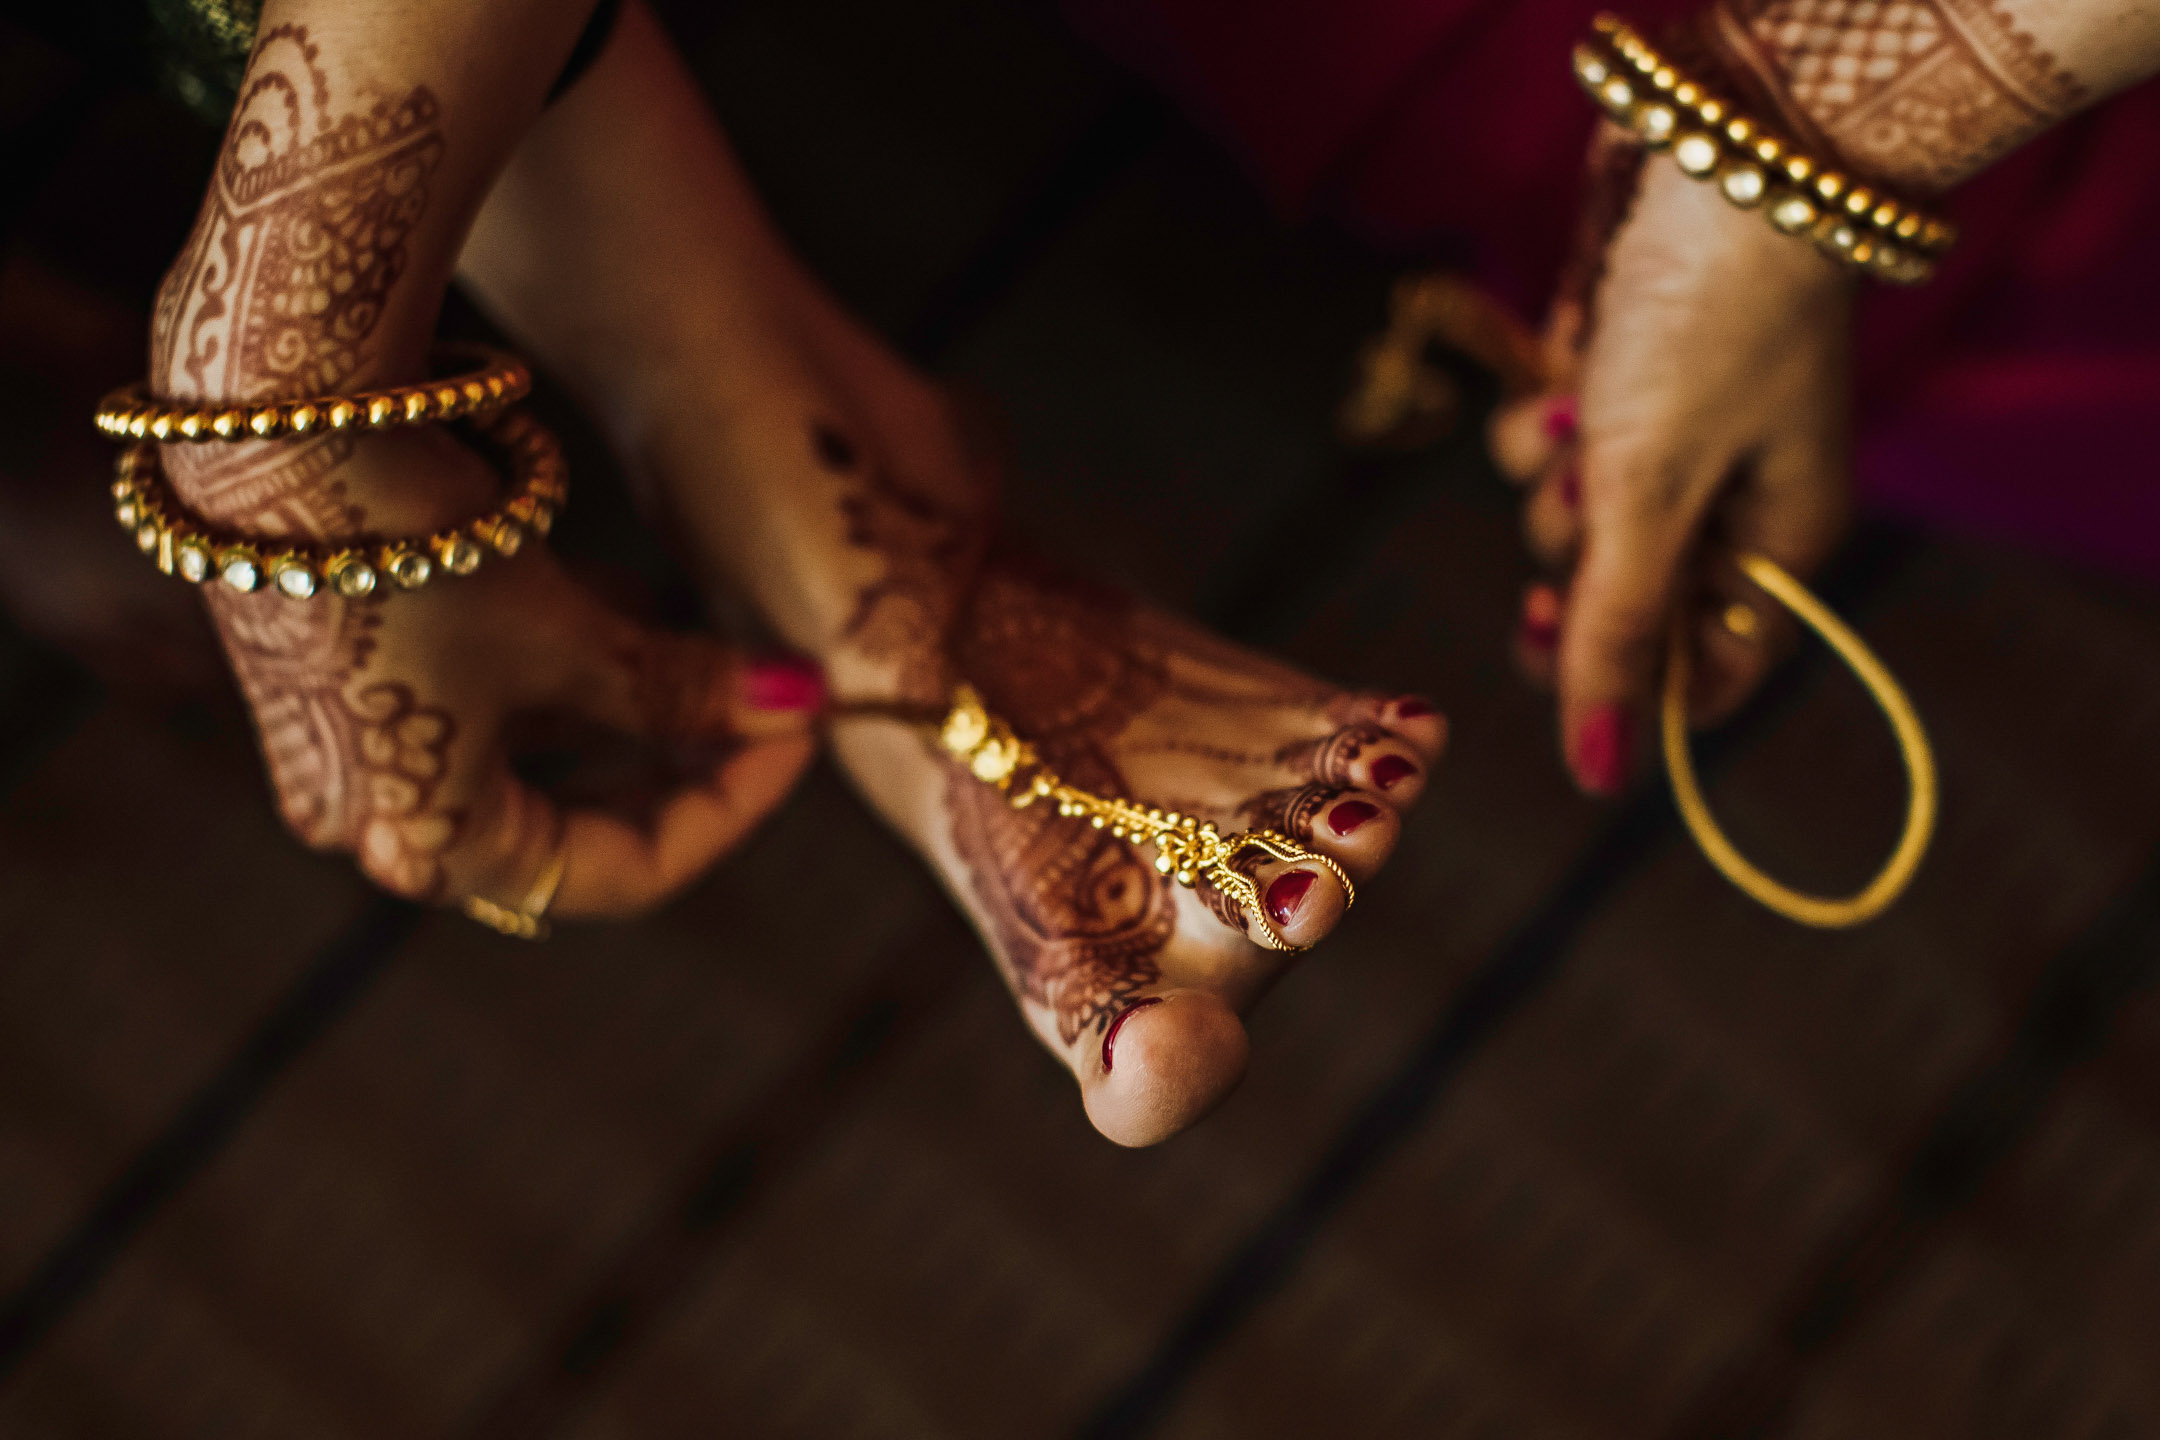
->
[
  {"left": 455, "top": 1, "right": 1443, "bottom": 1142},
  {"left": 643, "top": 301, "right": 1444, "bottom": 1144}
]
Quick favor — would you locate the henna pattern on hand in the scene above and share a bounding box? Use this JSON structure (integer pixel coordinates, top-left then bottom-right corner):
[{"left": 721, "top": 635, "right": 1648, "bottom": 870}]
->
[
  {"left": 209, "top": 587, "right": 461, "bottom": 898},
  {"left": 153, "top": 26, "right": 464, "bottom": 898},
  {"left": 154, "top": 24, "right": 444, "bottom": 406},
  {"left": 1704, "top": 0, "right": 2084, "bottom": 192}
]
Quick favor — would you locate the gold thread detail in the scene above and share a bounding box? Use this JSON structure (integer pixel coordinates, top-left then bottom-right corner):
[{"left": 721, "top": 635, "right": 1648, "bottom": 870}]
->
[{"left": 938, "top": 685, "right": 1354, "bottom": 952}]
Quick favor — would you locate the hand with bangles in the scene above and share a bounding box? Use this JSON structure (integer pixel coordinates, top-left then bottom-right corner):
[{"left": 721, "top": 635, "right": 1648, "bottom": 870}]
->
[
  {"left": 1489, "top": 0, "right": 2160, "bottom": 797},
  {"left": 144, "top": 2, "right": 821, "bottom": 926},
  {"left": 459, "top": 0, "right": 1446, "bottom": 1145}
]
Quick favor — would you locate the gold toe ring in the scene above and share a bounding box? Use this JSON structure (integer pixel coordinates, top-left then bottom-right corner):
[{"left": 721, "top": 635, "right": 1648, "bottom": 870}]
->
[
  {"left": 463, "top": 849, "right": 566, "bottom": 941},
  {"left": 939, "top": 685, "right": 1354, "bottom": 952}
]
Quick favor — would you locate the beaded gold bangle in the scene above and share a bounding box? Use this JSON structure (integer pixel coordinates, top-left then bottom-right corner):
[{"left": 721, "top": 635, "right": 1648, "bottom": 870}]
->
[
  {"left": 110, "top": 408, "right": 567, "bottom": 600},
  {"left": 1574, "top": 14, "right": 1955, "bottom": 285},
  {"left": 93, "top": 344, "right": 532, "bottom": 444},
  {"left": 937, "top": 684, "right": 1354, "bottom": 952}
]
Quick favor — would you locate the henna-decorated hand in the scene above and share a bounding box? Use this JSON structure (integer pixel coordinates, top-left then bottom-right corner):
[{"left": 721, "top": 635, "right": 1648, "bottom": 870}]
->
[
  {"left": 182, "top": 428, "right": 822, "bottom": 921},
  {"left": 1489, "top": 139, "right": 1854, "bottom": 797}
]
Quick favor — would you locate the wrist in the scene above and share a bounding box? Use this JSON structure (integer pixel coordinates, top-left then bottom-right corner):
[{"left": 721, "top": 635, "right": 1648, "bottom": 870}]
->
[{"left": 160, "top": 427, "right": 500, "bottom": 543}]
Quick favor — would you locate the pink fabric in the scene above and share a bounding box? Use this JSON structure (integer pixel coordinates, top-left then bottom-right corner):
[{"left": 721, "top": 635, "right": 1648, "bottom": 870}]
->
[{"left": 1067, "top": 0, "right": 2160, "bottom": 580}]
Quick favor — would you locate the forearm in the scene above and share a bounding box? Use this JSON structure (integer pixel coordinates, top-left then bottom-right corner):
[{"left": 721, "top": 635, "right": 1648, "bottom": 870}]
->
[
  {"left": 152, "top": 0, "right": 598, "bottom": 533},
  {"left": 1702, "top": 0, "right": 2160, "bottom": 194}
]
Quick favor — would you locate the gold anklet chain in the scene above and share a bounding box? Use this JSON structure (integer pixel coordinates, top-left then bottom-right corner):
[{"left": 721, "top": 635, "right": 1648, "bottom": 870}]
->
[{"left": 937, "top": 684, "right": 1354, "bottom": 952}]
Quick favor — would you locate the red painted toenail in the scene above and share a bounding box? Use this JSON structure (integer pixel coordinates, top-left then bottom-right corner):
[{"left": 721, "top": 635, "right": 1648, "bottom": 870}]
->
[
  {"left": 1327, "top": 800, "right": 1379, "bottom": 836},
  {"left": 1266, "top": 870, "right": 1316, "bottom": 927},
  {"left": 1394, "top": 698, "right": 1435, "bottom": 719},
  {"left": 1520, "top": 615, "right": 1559, "bottom": 651},
  {"left": 1558, "top": 468, "right": 1581, "bottom": 508},
  {"left": 1370, "top": 755, "right": 1417, "bottom": 790},
  {"left": 1101, "top": 997, "right": 1162, "bottom": 1074},
  {"left": 745, "top": 656, "right": 826, "bottom": 711}
]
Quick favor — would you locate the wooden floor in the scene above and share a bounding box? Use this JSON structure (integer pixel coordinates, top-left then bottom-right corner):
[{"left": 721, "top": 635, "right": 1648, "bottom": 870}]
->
[{"left": 5, "top": 3, "right": 2160, "bottom": 1437}]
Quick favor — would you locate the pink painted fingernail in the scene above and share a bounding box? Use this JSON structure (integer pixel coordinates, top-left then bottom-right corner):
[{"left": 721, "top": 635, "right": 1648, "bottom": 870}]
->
[
  {"left": 1370, "top": 755, "right": 1418, "bottom": 790},
  {"left": 745, "top": 656, "right": 826, "bottom": 711},
  {"left": 1570, "top": 704, "right": 1634, "bottom": 796},
  {"left": 1266, "top": 871, "right": 1316, "bottom": 927},
  {"left": 1327, "top": 800, "right": 1380, "bottom": 836},
  {"left": 1558, "top": 467, "right": 1581, "bottom": 509},
  {"left": 1394, "top": 697, "right": 1435, "bottom": 719},
  {"left": 1101, "top": 997, "right": 1162, "bottom": 1074},
  {"left": 1543, "top": 395, "right": 1579, "bottom": 442}
]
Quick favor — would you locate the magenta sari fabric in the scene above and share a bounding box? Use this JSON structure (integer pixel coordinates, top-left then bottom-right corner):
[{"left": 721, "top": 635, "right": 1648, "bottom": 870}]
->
[{"left": 1068, "top": 0, "right": 2160, "bottom": 579}]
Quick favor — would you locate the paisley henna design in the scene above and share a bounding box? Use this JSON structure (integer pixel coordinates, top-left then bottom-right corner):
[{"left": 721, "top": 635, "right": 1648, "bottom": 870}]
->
[
  {"left": 1705, "top": 0, "right": 2084, "bottom": 192},
  {"left": 154, "top": 24, "right": 444, "bottom": 405},
  {"left": 942, "top": 569, "right": 1176, "bottom": 1043}
]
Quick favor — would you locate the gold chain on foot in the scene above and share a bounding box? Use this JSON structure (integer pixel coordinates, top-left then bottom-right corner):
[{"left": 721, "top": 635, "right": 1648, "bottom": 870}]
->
[{"left": 937, "top": 684, "right": 1353, "bottom": 952}]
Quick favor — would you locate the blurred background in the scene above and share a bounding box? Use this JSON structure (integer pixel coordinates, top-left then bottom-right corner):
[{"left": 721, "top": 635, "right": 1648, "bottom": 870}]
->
[{"left": 6, "top": 0, "right": 2160, "bottom": 1436}]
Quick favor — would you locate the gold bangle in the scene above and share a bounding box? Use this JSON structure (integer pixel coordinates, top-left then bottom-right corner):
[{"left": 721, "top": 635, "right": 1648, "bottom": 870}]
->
[
  {"left": 938, "top": 684, "right": 1354, "bottom": 952},
  {"left": 1662, "top": 552, "right": 1938, "bottom": 928},
  {"left": 1575, "top": 15, "right": 1954, "bottom": 285},
  {"left": 110, "top": 407, "right": 567, "bottom": 600},
  {"left": 93, "top": 344, "right": 532, "bottom": 444}
]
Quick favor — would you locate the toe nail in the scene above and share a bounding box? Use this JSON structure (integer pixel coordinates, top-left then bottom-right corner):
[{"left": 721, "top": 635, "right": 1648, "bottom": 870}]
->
[
  {"left": 1520, "top": 614, "right": 1559, "bottom": 651},
  {"left": 1266, "top": 870, "right": 1316, "bottom": 927},
  {"left": 1370, "top": 755, "right": 1417, "bottom": 790},
  {"left": 1558, "top": 467, "right": 1582, "bottom": 508},
  {"left": 1394, "top": 697, "right": 1435, "bottom": 719},
  {"left": 1327, "top": 800, "right": 1380, "bottom": 836},
  {"left": 1100, "top": 996, "right": 1162, "bottom": 1074},
  {"left": 746, "top": 655, "right": 826, "bottom": 710}
]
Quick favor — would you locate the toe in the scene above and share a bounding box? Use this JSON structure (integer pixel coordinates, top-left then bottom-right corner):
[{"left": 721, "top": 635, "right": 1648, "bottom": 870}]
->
[
  {"left": 1305, "top": 788, "right": 1401, "bottom": 881},
  {"left": 1345, "top": 736, "right": 1429, "bottom": 808},
  {"left": 1381, "top": 696, "right": 1448, "bottom": 760},
  {"left": 1245, "top": 854, "right": 1350, "bottom": 949},
  {"left": 1082, "top": 990, "right": 1249, "bottom": 1146}
]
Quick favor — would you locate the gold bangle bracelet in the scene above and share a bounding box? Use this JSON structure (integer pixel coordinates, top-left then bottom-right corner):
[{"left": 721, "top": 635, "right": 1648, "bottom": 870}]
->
[
  {"left": 110, "top": 407, "right": 567, "bottom": 600},
  {"left": 93, "top": 344, "right": 532, "bottom": 444},
  {"left": 1575, "top": 15, "right": 1954, "bottom": 285},
  {"left": 1662, "top": 552, "right": 1938, "bottom": 928},
  {"left": 938, "top": 684, "right": 1354, "bottom": 952}
]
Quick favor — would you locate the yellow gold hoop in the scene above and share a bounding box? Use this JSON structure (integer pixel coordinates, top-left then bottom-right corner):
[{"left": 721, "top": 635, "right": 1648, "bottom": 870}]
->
[{"left": 1661, "top": 552, "right": 1936, "bottom": 929}]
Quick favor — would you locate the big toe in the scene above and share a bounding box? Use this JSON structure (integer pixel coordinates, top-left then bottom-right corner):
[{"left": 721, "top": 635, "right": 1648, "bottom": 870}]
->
[{"left": 1082, "top": 990, "right": 1249, "bottom": 1147}]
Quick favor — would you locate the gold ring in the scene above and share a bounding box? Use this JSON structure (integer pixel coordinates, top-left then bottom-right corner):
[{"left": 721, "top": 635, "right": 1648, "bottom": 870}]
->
[
  {"left": 1662, "top": 552, "right": 1937, "bottom": 929},
  {"left": 463, "top": 849, "right": 567, "bottom": 941}
]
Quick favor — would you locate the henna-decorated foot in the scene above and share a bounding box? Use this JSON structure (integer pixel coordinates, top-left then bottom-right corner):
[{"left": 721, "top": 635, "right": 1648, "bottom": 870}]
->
[
  {"left": 645, "top": 319, "right": 1445, "bottom": 1147},
  {"left": 888, "top": 561, "right": 1446, "bottom": 1146},
  {"left": 456, "top": 7, "right": 1444, "bottom": 1143}
]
